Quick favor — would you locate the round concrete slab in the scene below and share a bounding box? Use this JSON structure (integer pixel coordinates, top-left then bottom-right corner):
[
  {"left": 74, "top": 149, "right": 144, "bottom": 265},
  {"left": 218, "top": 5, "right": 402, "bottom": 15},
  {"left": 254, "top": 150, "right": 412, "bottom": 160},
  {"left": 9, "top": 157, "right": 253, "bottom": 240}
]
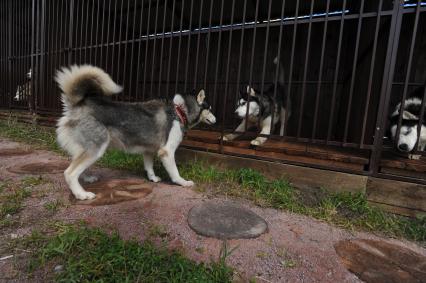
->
[
  {"left": 8, "top": 161, "right": 69, "bottom": 174},
  {"left": 72, "top": 178, "right": 153, "bottom": 206},
  {"left": 187, "top": 201, "right": 268, "bottom": 239},
  {"left": 335, "top": 239, "right": 426, "bottom": 283}
]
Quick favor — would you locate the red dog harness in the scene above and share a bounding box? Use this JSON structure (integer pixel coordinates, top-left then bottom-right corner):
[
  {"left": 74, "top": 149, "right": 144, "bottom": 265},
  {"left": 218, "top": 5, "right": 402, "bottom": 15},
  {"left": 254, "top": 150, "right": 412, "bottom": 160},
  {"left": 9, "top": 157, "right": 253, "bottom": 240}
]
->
[{"left": 174, "top": 104, "right": 188, "bottom": 126}]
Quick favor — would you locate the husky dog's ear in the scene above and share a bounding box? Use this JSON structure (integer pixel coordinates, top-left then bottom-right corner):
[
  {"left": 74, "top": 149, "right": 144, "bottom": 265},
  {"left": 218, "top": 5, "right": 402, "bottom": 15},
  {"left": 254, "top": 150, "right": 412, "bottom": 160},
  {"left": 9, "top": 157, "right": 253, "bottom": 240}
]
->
[
  {"left": 402, "top": 110, "right": 418, "bottom": 120},
  {"left": 246, "top": 85, "right": 256, "bottom": 97},
  {"left": 197, "top": 89, "right": 206, "bottom": 104},
  {"left": 173, "top": 93, "right": 185, "bottom": 106}
]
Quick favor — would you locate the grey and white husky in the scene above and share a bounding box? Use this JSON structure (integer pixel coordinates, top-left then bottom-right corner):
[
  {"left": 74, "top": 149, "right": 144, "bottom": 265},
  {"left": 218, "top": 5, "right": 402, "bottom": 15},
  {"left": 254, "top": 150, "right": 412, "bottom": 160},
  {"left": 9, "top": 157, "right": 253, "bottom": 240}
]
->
[
  {"left": 56, "top": 65, "right": 216, "bottom": 200},
  {"left": 389, "top": 86, "right": 425, "bottom": 159},
  {"left": 223, "top": 57, "right": 290, "bottom": 145}
]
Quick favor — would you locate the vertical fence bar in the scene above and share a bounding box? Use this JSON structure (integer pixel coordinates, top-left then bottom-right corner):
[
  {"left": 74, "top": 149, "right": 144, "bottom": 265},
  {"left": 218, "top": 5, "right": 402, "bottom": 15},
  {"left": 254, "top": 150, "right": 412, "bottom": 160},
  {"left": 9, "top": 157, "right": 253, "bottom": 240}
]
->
[
  {"left": 110, "top": 0, "right": 119, "bottom": 77},
  {"left": 99, "top": 0, "right": 107, "bottom": 68},
  {"left": 148, "top": 0, "right": 161, "bottom": 98},
  {"left": 164, "top": 0, "right": 177, "bottom": 99},
  {"left": 283, "top": 0, "right": 300, "bottom": 137},
  {"left": 135, "top": 0, "right": 146, "bottom": 100},
  {"left": 220, "top": 0, "right": 236, "bottom": 152},
  {"left": 272, "top": 0, "right": 287, "bottom": 138},
  {"left": 202, "top": 0, "right": 214, "bottom": 90},
  {"left": 156, "top": 0, "right": 168, "bottom": 98},
  {"left": 128, "top": 0, "right": 140, "bottom": 98},
  {"left": 30, "top": 0, "right": 36, "bottom": 113},
  {"left": 233, "top": 0, "right": 248, "bottom": 132},
  {"left": 311, "top": 0, "right": 331, "bottom": 140},
  {"left": 93, "top": 0, "right": 100, "bottom": 66},
  {"left": 192, "top": 0, "right": 204, "bottom": 90},
  {"left": 105, "top": 0, "right": 113, "bottom": 69},
  {"left": 326, "top": 0, "right": 347, "bottom": 142},
  {"left": 369, "top": 0, "right": 404, "bottom": 174},
  {"left": 394, "top": 0, "right": 421, "bottom": 146},
  {"left": 78, "top": 0, "right": 85, "bottom": 63},
  {"left": 115, "top": 0, "right": 125, "bottom": 85},
  {"left": 183, "top": 0, "right": 194, "bottom": 93},
  {"left": 142, "top": 0, "right": 152, "bottom": 100},
  {"left": 212, "top": 0, "right": 225, "bottom": 111},
  {"left": 173, "top": 0, "right": 186, "bottom": 94},
  {"left": 261, "top": 0, "right": 274, "bottom": 138},
  {"left": 245, "top": 0, "right": 259, "bottom": 132},
  {"left": 360, "top": 0, "right": 383, "bottom": 148},
  {"left": 121, "top": 0, "right": 132, "bottom": 100},
  {"left": 88, "top": 0, "right": 95, "bottom": 62},
  {"left": 68, "top": 0, "right": 74, "bottom": 65},
  {"left": 297, "top": 0, "right": 315, "bottom": 139},
  {"left": 343, "top": 0, "right": 365, "bottom": 143}
]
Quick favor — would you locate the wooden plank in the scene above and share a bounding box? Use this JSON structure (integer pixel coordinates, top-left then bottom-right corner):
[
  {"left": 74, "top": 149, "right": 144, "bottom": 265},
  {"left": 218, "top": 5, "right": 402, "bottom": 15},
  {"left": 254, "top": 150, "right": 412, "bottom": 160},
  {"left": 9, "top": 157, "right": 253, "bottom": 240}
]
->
[
  {"left": 381, "top": 167, "right": 426, "bottom": 180},
  {"left": 366, "top": 177, "right": 426, "bottom": 212},
  {"left": 368, "top": 201, "right": 425, "bottom": 218},
  {"left": 176, "top": 148, "right": 367, "bottom": 193}
]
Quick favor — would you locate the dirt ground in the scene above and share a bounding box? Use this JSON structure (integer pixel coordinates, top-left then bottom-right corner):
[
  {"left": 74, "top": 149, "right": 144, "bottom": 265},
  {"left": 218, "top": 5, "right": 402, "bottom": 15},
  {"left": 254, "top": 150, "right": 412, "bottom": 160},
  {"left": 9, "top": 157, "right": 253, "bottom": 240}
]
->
[{"left": 0, "top": 138, "right": 425, "bottom": 283}]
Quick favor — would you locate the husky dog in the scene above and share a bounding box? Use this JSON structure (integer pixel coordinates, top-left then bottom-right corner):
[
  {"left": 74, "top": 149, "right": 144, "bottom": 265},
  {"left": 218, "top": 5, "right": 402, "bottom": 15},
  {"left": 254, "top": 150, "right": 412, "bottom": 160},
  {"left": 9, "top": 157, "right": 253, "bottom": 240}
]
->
[
  {"left": 14, "top": 68, "right": 32, "bottom": 101},
  {"left": 55, "top": 65, "right": 216, "bottom": 200},
  {"left": 389, "top": 86, "right": 426, "bottom": 159},
  {"left": 223, "top": 57, "right": 290, "bottom": 146}
]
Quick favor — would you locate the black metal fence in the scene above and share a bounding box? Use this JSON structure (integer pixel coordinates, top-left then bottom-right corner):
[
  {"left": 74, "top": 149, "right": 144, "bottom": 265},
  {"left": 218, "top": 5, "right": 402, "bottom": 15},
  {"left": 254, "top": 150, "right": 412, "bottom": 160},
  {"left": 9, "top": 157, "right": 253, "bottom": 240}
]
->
[{"left": 0, "top": 0, "right": 425, "bottom": 183}]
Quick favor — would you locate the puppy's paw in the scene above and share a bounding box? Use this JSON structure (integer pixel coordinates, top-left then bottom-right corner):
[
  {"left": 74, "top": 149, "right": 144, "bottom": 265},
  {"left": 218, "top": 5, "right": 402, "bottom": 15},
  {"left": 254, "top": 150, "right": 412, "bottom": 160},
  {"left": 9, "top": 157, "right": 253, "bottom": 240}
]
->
[
  {"left": 182, "top": 180, "right": 194, "bottom": 187},
  {"left": 251, "top": 138, "right": 266, "bottom": 146},
  {"left": 74, "top": 191, "right": 96, "bottom": 200},
  {"left": 223, "top": 134, "right": 234, "bottom": 141},
  {"left": 149, "top": 175, "right": 161, "bottom": 183},
  {"left": 408, "top": 154, "right": 421, "bottom": 160}
]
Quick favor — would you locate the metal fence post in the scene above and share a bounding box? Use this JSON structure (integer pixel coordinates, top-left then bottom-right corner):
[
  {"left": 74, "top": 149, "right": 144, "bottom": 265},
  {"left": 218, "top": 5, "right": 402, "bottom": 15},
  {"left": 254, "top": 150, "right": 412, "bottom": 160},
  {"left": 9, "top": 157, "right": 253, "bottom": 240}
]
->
[{"left": 369, "top": 0, "right": 404, "bottom": 175}]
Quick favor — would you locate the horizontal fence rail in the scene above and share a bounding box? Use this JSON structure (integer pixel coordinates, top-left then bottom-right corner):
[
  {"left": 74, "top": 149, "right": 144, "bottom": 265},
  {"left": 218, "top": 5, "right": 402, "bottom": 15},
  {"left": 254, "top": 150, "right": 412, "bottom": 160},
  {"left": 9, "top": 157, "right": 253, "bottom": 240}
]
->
[{"left": 0, "top": 0, "right": 425, "bottom": 184}]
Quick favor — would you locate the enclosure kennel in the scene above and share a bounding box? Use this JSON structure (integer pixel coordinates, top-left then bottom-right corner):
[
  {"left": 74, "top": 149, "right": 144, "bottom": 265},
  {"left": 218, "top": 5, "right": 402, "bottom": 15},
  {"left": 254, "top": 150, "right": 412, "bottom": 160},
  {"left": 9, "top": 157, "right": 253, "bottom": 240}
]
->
[{"left": 0, "top": 0, "right": 425, "bottom": 185}]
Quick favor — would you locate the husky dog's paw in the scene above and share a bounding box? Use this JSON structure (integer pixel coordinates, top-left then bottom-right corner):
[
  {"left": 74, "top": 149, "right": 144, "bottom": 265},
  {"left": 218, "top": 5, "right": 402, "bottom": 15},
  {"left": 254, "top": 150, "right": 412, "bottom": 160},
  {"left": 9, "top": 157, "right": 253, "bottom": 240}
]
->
[
  {"left": 149, "top": 175, "right": 162, "bottom": 183},
  {"left": 74, "top": 191, "right": 96, "bottom": 200},
  {"left": 175, "top": 179, "right": 194, "bottom": 187},
  {"left": 223, "top": 134, "right": 234, "bottom": 141},
  {"left": 182, "top": 180, "right": 194, "bottom": 187},
  {"left": 251, "top": 138, "right": 266, "bottom": 146},
  {"left": 408, "top": 154, "right": 421, "bottom": 160}
]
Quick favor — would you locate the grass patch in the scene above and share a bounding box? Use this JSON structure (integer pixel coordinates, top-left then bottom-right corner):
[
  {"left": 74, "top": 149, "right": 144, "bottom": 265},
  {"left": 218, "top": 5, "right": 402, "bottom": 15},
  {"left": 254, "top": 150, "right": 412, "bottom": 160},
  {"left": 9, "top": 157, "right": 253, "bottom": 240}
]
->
[
  {"left": 43, "top": 200, "right": 64, "bottom": 214},
  {"left": 1, "top": 119, "right": 425, "bottom": 244},
  {"left": 0, "top": 177, "right": 44, "bottom": 219},
  {"left": 27, "top": 223, "right": 232, "bottom": 283},
  {"left": 0, "top": 118, "right": 59, "bottom": 152}
]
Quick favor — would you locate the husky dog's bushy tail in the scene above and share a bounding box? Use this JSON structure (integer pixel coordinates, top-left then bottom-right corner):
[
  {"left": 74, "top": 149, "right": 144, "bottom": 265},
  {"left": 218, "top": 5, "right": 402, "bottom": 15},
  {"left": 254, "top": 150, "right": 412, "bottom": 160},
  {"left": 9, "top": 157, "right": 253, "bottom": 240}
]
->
[
  {"left": 273, "top": 56, "right": 285, "bottom": 86},
  {"left": 55, "top": 65, "right": 122, "bottom": 107}
]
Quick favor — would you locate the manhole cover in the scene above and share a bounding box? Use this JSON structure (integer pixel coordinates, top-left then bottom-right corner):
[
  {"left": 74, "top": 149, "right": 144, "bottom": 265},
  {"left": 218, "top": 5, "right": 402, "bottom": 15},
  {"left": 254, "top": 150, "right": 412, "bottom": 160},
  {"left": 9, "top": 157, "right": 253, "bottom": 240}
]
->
[
  {"left": 72, "top": 179, "right": 153, "bottom": 206},
  {"left": 187, "top": 201, "right": 268, "bottom": 239},
  {"left": 0, "top": 148, "right": 33, "bottom": 157},
  {"left": 8, "top": 161, "right": 69, "bottom": 174},
  {"left": 335, "top": 239, "right": 426, "bottom": 283}
]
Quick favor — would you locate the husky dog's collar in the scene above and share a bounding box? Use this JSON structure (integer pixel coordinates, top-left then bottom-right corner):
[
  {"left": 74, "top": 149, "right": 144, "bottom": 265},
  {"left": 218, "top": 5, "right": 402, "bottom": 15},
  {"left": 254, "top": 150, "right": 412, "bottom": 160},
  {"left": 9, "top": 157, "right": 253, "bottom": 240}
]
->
[{"left": 174, "top": 104, "right": 188, "bottom": 126}]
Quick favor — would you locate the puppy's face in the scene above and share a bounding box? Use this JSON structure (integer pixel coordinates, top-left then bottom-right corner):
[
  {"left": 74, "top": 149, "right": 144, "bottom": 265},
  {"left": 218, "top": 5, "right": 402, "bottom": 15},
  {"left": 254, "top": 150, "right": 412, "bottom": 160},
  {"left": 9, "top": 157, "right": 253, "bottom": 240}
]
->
[
  {"left": 196, "top": 89, "right": 216, "bottom": 125},
  {"left": 390, "top": 124, "right": 418, "bottom": 152},
  {"left": 235, "top": 86, "right": 260, "bottom": 119}
]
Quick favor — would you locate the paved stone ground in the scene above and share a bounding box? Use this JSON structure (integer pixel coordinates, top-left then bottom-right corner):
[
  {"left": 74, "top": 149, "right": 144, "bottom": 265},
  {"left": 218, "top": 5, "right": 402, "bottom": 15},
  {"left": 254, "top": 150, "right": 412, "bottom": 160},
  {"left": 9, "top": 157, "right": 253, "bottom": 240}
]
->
[{"left": 0, "top": 137, "right": 425, "bottom": 283}]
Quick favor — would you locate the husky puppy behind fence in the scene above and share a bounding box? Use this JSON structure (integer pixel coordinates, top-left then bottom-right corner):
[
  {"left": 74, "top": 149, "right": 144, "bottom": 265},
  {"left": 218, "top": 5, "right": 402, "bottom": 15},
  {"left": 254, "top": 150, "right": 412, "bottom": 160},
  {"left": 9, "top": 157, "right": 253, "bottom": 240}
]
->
[
  {"left": 55, "top": 65, "right": 216, "bottom": 200},
  {"left": 389, "top": 86, "right": 426, "bottom": 159},
  {"left": 14, "top": 69, "right": 33, "bottom": 111},
  {"left": 223, "top": 57, "right": 290, "bottom": 146}
]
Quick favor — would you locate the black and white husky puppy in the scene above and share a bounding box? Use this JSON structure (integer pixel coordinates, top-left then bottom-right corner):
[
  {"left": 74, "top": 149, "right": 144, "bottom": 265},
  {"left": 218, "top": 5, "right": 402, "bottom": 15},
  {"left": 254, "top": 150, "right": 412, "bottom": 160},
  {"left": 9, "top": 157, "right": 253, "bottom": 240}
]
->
[
  {"left": 223, "top": 57, "right": 290, "bottom": 146},
  {"left": 389, "top": 86, "right": 425, "bottom": 159}
]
